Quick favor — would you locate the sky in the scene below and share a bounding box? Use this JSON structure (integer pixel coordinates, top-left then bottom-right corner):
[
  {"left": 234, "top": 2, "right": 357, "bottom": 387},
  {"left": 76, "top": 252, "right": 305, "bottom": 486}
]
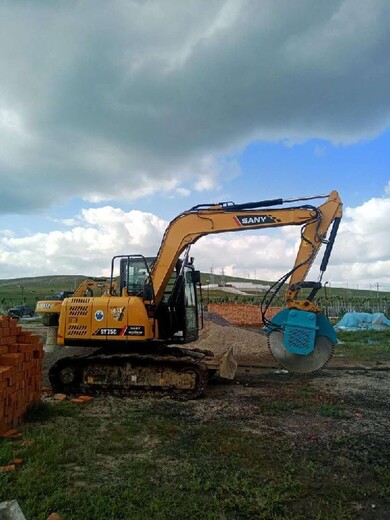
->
[{"left": 0, "top": 0, "right": 390, "bottom": 291}]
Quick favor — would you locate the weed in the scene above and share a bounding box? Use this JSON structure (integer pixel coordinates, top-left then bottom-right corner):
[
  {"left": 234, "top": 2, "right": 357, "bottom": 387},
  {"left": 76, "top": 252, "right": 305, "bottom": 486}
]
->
[
  {"left": 24, "top": 401, "right": 79, "bottom": 422},
  {"left": 298, "top": 385, "right": 318, "bottom": 396},
  {"left": 318, "top": 404, "right": 348, "bottom": 418},
  {"left": 257, "top": 400, "right": 302, "bottom": 415}
]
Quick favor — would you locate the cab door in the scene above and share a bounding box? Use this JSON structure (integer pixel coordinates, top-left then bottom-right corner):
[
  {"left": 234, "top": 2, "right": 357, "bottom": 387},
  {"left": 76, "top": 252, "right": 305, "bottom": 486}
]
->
[{"left": 183, "top": 268, "right": 199, "bottom": 343}]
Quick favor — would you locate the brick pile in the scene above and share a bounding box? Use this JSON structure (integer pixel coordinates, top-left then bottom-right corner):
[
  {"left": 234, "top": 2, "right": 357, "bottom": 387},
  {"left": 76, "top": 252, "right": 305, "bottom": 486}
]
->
[
  {"left": 208, "top": 303, "right": 282, "bottom": 326},
  {"left": 0, "top": 316, "right": 43, "bottom": 435}
]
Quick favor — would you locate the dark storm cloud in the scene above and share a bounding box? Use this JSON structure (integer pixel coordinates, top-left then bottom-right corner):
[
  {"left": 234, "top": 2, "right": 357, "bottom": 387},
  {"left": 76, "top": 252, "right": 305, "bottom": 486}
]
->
[{"left": 0, "top": 0, "right": 389, "bottom": 213}]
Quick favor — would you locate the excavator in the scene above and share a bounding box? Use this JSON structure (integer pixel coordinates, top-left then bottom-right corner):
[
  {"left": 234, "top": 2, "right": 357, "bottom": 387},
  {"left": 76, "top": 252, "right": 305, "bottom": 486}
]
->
[
  {"left": 36, "top": 277, "right": 114, "bottom": 326},
  {"left": 49, "top": 190, "right": 342, "bottom": 398}
]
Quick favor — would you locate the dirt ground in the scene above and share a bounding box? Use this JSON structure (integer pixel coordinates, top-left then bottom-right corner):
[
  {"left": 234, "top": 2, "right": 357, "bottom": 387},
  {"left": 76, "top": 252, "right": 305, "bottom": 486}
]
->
[
  {"left": 22, "top": 314, "right": 390, "bottom": 383},
  {"left": 18, "top": 318, "right": 390, "bottom": 518},
  {"left": 22, "top": 318, "right": 390, "bottom": 439}
]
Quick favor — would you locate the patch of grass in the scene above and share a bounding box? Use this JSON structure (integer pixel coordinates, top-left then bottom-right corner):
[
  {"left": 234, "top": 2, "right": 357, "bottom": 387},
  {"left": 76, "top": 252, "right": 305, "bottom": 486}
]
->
[
  {"left": 257, "top": 399, "right": 301, "bottom": 415},
  {"left": 317, "top": 404, "right": 348, "bottom": 418},
  {"left": 246, "top": 387, "right": 343, "bottom": 418},
  {"left": 372, "top": 465, "right": 390, "bottom": 498},
  {"left": 0, "top": 441, "right": 15, "bottom": 466},
  {"left": 24, "top": 401, "right": 80, "bottom": 422},
  {"left": 337, "top": 329, "right": 390, "bottom": 343},
  {"left": 298, "top": 385, "right": 318, "bottom": 396},
  {"left": 0, "top": 398, "right": 387, "bottom": 520},
  {"left": 335, "top": 330, "right": 390, "bottom": 364}
]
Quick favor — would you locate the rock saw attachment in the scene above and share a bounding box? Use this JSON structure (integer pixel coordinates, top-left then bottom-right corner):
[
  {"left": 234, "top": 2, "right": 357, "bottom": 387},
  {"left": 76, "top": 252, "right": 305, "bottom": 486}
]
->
[{"left": 265, "top": 308, "right": 337, "bottom": 374}]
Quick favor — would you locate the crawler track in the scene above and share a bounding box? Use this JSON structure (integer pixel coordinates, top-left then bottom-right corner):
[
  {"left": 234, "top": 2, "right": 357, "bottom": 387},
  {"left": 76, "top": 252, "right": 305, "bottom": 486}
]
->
[{"left": 49, "top": 347, "right": 210, "bottom": 400}]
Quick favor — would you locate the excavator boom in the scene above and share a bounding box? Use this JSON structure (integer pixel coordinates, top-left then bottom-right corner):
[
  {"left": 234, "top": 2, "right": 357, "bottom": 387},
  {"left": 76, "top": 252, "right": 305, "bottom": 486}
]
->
[{"left": 151, "top": 190, "right": 342, "bottom": 305}]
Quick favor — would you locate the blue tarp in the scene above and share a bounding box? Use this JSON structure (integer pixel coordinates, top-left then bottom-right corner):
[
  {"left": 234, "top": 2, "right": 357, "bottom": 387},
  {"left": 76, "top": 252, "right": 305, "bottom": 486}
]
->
[{"left": 334, "top": 312, "right": 390, "bottom": 331}]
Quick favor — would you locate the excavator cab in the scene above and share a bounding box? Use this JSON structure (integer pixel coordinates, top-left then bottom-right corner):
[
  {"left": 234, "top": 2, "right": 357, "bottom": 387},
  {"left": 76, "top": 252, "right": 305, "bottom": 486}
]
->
[
  {"left": 169, "top": 262, "right": 201, "bottom": 343},
  {"left": 113, "top": 254, "right": 201, "bottom": 343},
  {"left": 154, "top": 259, "right": 201, "bottom": 343},
  {"left": 116, "top": 255, "right": 155, "bottom": 298}
]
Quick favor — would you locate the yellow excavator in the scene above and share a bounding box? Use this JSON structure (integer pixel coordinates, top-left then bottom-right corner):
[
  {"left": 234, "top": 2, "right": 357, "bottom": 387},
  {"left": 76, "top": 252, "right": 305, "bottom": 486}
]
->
[
  {"left": 36, "top": 278, "right": 114, "bottom": 326},
  {"left": 49, "top": 190, "right": 342, "bottom": 398}
]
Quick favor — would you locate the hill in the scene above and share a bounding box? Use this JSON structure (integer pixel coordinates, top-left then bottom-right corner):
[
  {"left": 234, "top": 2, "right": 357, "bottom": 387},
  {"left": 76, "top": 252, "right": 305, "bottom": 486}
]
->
[
  {"left": 0, "top": 273, "right": 389, "bottom": 313},
  {"left": 0, "top": 275, "right": 87, "bottom": 310}
]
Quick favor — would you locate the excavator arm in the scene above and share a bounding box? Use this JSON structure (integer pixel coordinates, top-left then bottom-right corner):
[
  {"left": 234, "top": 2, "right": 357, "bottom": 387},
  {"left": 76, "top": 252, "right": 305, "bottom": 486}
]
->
[
  {"left": 151, "top": 190, "right": 342, "bottom": 306},
  {"left": 150, "top": 190, "right": 342, "bottom": 374}
]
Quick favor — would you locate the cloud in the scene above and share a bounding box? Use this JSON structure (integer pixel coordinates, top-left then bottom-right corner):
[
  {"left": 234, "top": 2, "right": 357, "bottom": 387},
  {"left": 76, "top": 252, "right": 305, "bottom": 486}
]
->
[
  {"left": 175, "top": 188, "right": 191, "bottom": 197},
  {"left": 193, "top": 233, "right": 299, "bottom": 282},
  {"left": 0, "top": 207, "right": 168, "bottom": 278},
  {"left": 0, "top": 0, "right": 389, "bottom": 214},
  {"left": 324, "top": 196, "right": 390, "bottom": 284},
  {"left": 1, "top": 189, "right": 390, "bottom": 289}
]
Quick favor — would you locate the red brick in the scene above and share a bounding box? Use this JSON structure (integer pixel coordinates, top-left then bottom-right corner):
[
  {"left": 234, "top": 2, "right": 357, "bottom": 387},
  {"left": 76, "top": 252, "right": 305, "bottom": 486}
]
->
[
  {"left": 53, "top": 393, "right": 67, "bottom": 401},
  {"left": 0, "top": 366, "right": 12, "bottom": 381},
  {"left": 17, "top": 333, "right": 40, "bottom": 344},
  {"left": 0, "top": 315, "right": 43, "bottom": 431},
  {"left": 0, "top": 353, "right": 23, "bottom": 366},
  {"left": 0, "top": 464, "right": 16, "bottom": 472},
  {"left": 0, "top": 420, "right": 7, "bottom": 434},
  {"left": 0, "top": 428, "right": 18, "bottom": 438}
]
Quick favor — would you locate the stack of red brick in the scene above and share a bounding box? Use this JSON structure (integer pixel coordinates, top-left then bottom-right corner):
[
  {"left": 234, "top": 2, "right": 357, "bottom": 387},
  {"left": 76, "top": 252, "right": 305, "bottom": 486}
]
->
[{"left": 0, "top": 316, "right": 43, "bottom": 434}]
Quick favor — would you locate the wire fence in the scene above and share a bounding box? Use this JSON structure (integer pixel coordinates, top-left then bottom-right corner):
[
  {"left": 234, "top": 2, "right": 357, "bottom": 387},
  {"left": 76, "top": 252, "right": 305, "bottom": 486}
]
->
[
  {"left": 317, "top": 297, "right": 389, "bottom": 318},
  {"left": 2, "top": 289, "right": 389, "bottom": 321},
  {"left": 204, "top": 295, "right": 390, "bottom": 319}
]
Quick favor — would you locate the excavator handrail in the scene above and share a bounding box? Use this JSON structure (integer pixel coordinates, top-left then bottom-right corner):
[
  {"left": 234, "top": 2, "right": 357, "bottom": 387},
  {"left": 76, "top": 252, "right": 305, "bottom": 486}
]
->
[{"left": 190, "top": 192, "right": 331, "bottom": 211}]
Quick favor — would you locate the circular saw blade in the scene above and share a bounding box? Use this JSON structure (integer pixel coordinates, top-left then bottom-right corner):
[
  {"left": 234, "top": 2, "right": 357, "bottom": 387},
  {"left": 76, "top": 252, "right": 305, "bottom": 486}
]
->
[{"left": 268, "top": 331, "right": 333, "bottom": 374}]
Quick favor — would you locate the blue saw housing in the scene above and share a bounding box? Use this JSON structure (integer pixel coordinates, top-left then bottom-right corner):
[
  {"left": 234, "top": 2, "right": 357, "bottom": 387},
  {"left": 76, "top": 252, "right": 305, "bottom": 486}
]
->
[
  {"left": 265, "top": 308, "right": 337, "bottom": 356},
  {"left": 284, "top": 309, "right": 317, "bottom": 355}
]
